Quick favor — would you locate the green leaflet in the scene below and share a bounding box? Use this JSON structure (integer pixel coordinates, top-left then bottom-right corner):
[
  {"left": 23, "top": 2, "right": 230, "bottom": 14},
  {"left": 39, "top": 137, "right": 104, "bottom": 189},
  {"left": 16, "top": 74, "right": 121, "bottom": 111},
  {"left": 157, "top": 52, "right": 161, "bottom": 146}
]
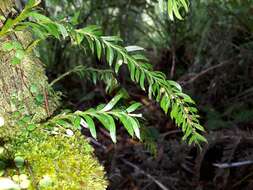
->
[
  {"left": 101, "top": 92, "right": 124, "bottom": 112},
  {"left": 28, "top": 11, "right": 52, "bottom": 22},
  {"left": 158, "top": 0, "right": 189, "bottom": 21},
  {"left": 126, "top": 102, "right": 142, "bottom": 113},
  {"left": 95, "top": 39, "right": 102, "bottom": 59},
  {"left": 125, "top": 45, "right": 145, "bottom": 52},
  {"left": 140, "top": 71, "right": 146, "bottom": 90},
  {"left": 52, "top": 95, "right": 143, "bottom": 142},
  {"left": 106, "top": 46, "right": 114, "bottom": 66},
  {"left": 95, "top": 113, "right": 117, "bottom": 143}
]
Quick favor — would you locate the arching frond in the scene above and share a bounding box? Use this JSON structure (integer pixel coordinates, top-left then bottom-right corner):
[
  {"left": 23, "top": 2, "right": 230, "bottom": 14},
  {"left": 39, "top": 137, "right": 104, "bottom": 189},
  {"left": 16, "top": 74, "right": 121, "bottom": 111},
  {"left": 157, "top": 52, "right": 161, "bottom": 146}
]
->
[
  {"left": 47, "top": 91, "right": 142, "bottom": 143},
  {"left": 74, "top": 26, "right": 206, "bottom": 145},
  {"left": 0, "top": 0, "right": 206, "bottom": 145},
  {"left": 49, "top": 65, "right": 118, "bottom": 93}
]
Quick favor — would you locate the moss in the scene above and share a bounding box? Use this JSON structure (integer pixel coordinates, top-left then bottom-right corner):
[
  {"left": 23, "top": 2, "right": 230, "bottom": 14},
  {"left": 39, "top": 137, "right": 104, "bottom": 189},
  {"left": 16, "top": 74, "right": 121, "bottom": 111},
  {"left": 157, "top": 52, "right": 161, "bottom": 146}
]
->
[{"left": 0, "top": 125, "right": 108, "bottom": 190}]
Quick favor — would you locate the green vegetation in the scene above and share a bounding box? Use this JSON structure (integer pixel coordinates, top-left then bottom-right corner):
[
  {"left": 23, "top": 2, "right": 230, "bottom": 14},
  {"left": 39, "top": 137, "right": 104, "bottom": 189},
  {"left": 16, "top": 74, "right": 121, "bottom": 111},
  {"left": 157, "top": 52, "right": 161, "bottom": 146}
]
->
[
  {"left": 0, "top": 125, "right": 107, "bottom": 189},
  {"left": 7, "top": 0, "right": 253, "bottom": 189},
  {"left": 0, "top": 0, "right": 206, "bottom": 145}
]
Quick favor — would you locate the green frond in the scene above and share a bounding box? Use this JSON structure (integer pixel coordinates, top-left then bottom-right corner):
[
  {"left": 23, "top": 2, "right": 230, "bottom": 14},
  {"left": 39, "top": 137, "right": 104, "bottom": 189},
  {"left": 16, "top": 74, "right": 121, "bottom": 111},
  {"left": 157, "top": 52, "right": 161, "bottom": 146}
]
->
[
  {"left": 49, "top": 65, "right": 118, "bottom": 93},
  {"left": 0, "top": 0, "right": 206, "bottom": 145},
  {"left": 47, "top": 91, "right": 142, "bottom": 143},
  {"left": 74, "top": 26, "right": 207, "bottom": 145}
]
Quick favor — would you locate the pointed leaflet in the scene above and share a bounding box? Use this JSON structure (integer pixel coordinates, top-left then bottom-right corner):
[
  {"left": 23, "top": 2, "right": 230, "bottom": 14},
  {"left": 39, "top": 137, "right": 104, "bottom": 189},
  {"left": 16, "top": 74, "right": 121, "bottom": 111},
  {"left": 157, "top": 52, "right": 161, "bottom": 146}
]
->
[
  {"left": 160, "top": 94, "right": 170, "bottom": 114},
  {"left": 85, "top": 36, "right": 94, "bottom": 53},
  {"left": 95, "top": 114, "right": 116, "bottom": 143},
  {"left": 72, "top": 115, "right": 81, "bottom": 129},
  {"left": 131, "top": 118, "right": 141, "bottom": 139},
  {"left": 115, "top": 54, "right": 123, "bottom": 74},
  {"left": 83, "top": 115, "right": 97, "bottom": 139},
  {"left": 168, "top": 80, "right": 182, "bottom": 92},
  {"left": 95, "top": 39, "right": 102, "bottom": 59},
  {"left": 125, "top": 46, "right": 145, "bottom": 52},
  {"left": 179, "top": 0, "right": 189, "bottom": 12},
  {"left": 115, "top": 113, "right": 134, "bottom": 137},
  {"left": 128, "top": 60, "right": 136, "bottom": 81},
  {"left": 172, "top": 0, "right": 183, "bottom": 20},
  {"left": 106, "top": 46, "right": 114, "bottom": 66},
  {"left": 26, "top": 0, "right": 41, "bottom": 9},
  {"left": 101, "top": 92, "right": 124, "bottom": 112},
  {"left": 42, "top": 23, "right": 61, "bottom": 39},
  {"left": 113, "top": 111, "right": 141, "bottom": 139},
  {"left": 77, "top": 25, "right": 102, "bottom": 36},
  {"left": 140, "top": 71, "right": 146, "bottom": 90},
  {"left": 56, "top": 23, "right": 68, "bottom": 39},
  {"left": 135, "top": 68, "right": 140, "bottom": 83},
  {"left": 102, "top": 36, "right": 122, "bottom": 42},
  {"left": 132, "top": 54, "right": 149, "bottom": 63},
  {"left": 126, "top": 102, "right": 142, "bottom": 113},
  {"left": 28, "top": 11, "right": 52, "bottom": 22},
  {"left": 168, "top": 0, "right": 174, "bottom": 20},
  {"left": 194, "top": 132, "right": 207, "bottom": 143},
  {"left": 182, "top": 125, "right": 192, "bottom": 141}
]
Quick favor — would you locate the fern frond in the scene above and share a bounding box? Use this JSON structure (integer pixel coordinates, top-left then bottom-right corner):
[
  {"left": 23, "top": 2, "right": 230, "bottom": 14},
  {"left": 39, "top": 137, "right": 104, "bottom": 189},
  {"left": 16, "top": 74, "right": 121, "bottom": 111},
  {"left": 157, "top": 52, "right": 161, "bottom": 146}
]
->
[
  {"left": 47, "top": 91, "right": 142, "bottom": 143},
  {"left": 75, "top": 26, "right": 207, "bottom": 145},
  {"left": 49, "top": 65, "right": 118, "bottom": 93}
]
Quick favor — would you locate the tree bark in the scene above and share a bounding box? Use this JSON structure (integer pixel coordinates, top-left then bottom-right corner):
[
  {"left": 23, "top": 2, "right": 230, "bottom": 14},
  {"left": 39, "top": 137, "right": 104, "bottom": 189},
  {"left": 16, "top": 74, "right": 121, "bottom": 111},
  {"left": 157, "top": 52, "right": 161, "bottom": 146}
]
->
[{"left": 0, "top": 0, "right": 59, "bottom": 124}]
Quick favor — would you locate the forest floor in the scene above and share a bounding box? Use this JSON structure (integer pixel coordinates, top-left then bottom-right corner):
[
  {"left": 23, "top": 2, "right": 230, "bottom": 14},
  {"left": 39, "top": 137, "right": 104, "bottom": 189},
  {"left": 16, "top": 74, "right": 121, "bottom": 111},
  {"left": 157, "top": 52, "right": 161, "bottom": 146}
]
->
[{"left": 89, "top": 114, "right": 253, "bottom": 190}]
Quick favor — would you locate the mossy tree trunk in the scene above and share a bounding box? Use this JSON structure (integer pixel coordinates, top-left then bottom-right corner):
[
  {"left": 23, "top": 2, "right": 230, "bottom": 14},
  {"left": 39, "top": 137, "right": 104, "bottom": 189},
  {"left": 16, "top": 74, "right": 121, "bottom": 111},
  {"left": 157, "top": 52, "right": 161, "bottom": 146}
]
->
[
  {"left": 0, "top": 0, "right": 59, "bottom": 124},
  {"left": 0, "top": 1, "right": 107, "bottom": 189}
]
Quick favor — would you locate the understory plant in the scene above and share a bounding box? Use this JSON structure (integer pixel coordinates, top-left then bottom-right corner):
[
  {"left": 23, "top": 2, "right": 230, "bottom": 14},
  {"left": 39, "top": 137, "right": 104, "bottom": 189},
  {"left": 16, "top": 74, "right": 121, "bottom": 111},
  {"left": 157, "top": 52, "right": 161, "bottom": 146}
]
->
[{"left": 0, "top": 0, "right": 206, "bottom": 189}]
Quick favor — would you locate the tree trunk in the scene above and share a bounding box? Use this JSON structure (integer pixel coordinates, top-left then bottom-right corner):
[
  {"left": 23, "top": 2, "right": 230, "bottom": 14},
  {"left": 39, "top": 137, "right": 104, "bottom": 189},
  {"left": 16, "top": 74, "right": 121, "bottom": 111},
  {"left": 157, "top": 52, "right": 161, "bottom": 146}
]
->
[
  {"left": 0, "top": 0, "right": 59, "bottom": 124},
  {"left": 0, "top": 2, "right": 107, "bottom": 189}
]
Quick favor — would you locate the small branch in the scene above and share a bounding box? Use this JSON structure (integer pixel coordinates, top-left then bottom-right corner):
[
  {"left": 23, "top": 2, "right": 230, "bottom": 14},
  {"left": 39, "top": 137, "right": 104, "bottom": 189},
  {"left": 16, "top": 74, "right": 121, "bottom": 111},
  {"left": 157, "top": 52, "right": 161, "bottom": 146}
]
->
[
  {"left": 213, "top": 160, "right": 253, "bottom": 169},
  {"left": 43, "top": 87, "right": 50, "bottom": 117},
  {"left": 181, "top": 60, "right": 231, "bottom": 86},
  {"left": 121, "top": 158, "right": 170, "bottom": 190},
  {"left": 170, "top": 47, "right": 176, "bottom": 79},
  {"left": 49, "top": 69, "right": 75, "bottom": 87},
  {"left": 87, "top": 137, "right": 107, "bottom": 150},
  {"left": 160, "top": 130, "right": 181, "bottom": 139}
]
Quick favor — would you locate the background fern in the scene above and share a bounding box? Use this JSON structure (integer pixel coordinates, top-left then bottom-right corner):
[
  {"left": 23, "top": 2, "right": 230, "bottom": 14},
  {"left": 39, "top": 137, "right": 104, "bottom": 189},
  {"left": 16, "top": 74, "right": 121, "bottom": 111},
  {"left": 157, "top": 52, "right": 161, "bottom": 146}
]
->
[{"left": 159, "top": 0, "right": 189, "bottom": 20}]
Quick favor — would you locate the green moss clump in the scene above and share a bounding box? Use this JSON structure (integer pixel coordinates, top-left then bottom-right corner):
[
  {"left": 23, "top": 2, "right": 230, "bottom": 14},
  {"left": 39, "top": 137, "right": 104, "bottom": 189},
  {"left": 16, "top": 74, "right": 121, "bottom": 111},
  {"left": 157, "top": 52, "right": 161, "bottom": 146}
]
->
[{"left": 0, "top": 125, "right": 108, "bottom": 190}]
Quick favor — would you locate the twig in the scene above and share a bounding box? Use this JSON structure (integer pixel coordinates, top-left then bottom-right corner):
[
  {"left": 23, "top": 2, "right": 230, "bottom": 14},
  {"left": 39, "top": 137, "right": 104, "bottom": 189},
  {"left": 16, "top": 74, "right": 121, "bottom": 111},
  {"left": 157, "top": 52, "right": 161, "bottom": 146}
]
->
[
  {"left": 49, "top": 69, "right": 76, "bottom": 87},
  {"left": 232, "top": 171, "right": 253, "bottom": 188},
  {"left": 181, "top": 61, "right": 231, "bottom": 86},
  {"left": 86, "top": 137, "right": 107, "bottom": 150},
  {"left": 121, "top": 158, "right": 170, "bottom": 190},
  {"left": 170, "top": 46, "right": 176, "bottom": 79},
  {"left": 43, "top": 87, "right": 50, "bottom": 117},
  {"left": 213, "top": 160, "right": 253, "bottom": 169},
  {"left": 160, "top": 130, "right": 181, "bottom": 139}
]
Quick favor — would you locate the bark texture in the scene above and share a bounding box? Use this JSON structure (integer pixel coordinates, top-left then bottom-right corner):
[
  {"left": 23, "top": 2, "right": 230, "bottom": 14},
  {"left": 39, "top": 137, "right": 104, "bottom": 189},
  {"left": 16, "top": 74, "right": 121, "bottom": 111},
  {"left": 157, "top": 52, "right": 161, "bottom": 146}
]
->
[{"left": 0, "top": 0, "right": 59, "bottom": 124}]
